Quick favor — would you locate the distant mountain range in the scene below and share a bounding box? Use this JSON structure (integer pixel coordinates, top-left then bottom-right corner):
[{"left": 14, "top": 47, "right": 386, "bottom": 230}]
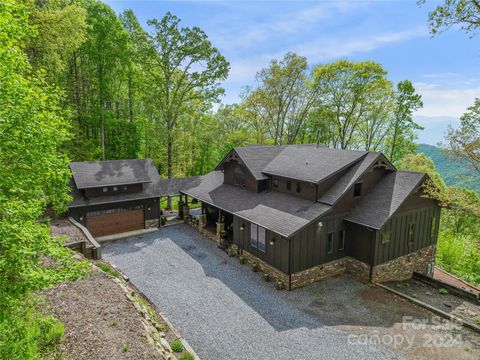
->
[{"left": 416, "top": 144, "right": 479, "bottom": 194}]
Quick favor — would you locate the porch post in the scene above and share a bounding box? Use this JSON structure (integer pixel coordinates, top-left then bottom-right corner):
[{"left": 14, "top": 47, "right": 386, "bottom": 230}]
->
[
  {"left": 198, "top": 202, "right": 206, "bottom": 232},
  {"left": 177, "top": 194, "right": 184, "bottom": 220},
  {"left": 216, "top": 209, "right": 225, "bottom": 246},
  {"left": 183, "top": 196, "right": 190, "bottom": 223}
]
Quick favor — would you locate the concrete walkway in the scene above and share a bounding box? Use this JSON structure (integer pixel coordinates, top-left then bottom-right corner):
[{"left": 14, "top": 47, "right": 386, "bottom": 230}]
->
[{"left": 102, "top": 224, "right": 400, "bottom": 360}]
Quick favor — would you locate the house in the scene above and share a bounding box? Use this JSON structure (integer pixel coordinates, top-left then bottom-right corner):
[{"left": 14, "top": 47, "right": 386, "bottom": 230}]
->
[{"left": 68, "top": 144, "right": 440, "bottom": 289}]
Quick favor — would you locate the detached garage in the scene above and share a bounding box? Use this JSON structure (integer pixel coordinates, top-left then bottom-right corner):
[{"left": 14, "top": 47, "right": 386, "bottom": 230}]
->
[{"left": 68, "top": 159, "right": 161, "bottom": 237}]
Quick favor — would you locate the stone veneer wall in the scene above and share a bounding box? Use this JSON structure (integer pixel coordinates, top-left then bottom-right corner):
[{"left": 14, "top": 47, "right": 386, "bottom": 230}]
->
[
  {"left": 371, "top": 245, "right": 436, "bottom": 283},
  {"left": 145, "top": 219, "right": 159, "bottom": 229},
  {"left": 234, "top": 245, "right": 289, "bottom": 285}
]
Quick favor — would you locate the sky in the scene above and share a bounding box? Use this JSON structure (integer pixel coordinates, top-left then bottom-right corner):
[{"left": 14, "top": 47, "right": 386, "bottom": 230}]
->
[{"left": 105, "top": 0, "right": 480, "bottom": 145}]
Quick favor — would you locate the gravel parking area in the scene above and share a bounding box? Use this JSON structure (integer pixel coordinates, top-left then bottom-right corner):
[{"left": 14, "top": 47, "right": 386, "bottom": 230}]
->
[{"left": 103, "top": 224, "right": 479, "bottom": 360}]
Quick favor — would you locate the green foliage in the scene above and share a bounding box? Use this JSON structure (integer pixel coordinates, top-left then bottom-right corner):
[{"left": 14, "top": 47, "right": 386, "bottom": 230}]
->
[
  {"left": 417, "top": 144, "right": 480, "bottom": 193},
  {"left": 132, "top": 293, "right": 159, "bottom": 323},
  {"left": 96, "top": 261, "right": 121, "bottom": 279},
  {"left": 438, "top": 288, "right": 449, "bottom": 295},
  {"left": 122, "top": 342, "right": 129, "bottom": 352},
  {"left": 180, "top": 352, "right": 195, "bottom": 360},
  {"left": 171, "top": 339, "right": 184, "bottom": 352}
]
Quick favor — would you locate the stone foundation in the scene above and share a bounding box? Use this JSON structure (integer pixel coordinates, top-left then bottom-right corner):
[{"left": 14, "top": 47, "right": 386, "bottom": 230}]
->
[
  {"left": 344, "top": 257, "right": 371, "bottom": 283},
  {"left": 145, "top": 218, "right": 159, "bottom": 229},
  {"left": 183, "top": 205, "right": 190, "bottom": 222},
  {"left": 291, "top": 258, "right": 347, "bottom": 289},
  {"left": 240, "top": 250, "right": 289, "bottom": 286},
  {"left": 371, "top": 245, "right": 436, "bottom": 283}
]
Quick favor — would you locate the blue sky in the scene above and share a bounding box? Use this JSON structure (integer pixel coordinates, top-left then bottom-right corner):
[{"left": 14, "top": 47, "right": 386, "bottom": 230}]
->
[{"left": 105, "top": 0, "right": 480, "bottom": 145}]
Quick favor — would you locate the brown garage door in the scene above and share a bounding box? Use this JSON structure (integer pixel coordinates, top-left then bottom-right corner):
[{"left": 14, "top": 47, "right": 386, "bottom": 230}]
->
[{"left": 86, "top": 209, "right": 144, "bottom": 237}]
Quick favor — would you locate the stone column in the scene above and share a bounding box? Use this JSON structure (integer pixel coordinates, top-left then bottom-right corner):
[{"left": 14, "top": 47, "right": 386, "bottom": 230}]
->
[
  {"left": 183, "top": 204, "right": 190, "bottom": 223},
  {"left": 216, "top": 209, "right": 225, "bottom": 246},
  {"left": 177, "top": 199, "right": 184, "bottom": 219},
  {"left": 199, "top": 213, "right": 206, "bottom": 231}
]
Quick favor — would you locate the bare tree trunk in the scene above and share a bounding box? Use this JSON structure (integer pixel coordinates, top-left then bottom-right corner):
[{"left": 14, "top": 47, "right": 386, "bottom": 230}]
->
[{"left": 167, "top": 126, "right": 173, "bottom": 209}]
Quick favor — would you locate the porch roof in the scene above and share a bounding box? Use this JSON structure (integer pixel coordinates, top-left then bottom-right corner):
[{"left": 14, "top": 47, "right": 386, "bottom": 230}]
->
[{"left": 180, "top": 171, "right": 330, "bottom": 238}]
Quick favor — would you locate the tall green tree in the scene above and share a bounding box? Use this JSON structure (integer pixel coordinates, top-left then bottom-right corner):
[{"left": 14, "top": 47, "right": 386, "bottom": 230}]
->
[
  {"left": 243, "top": 53, "right": 315, "bottom": 145},
  {"left": 0, "top": 1, "right": 87, "bottom": 357},
  {"left": 388, "top": 80, "right": 424, "bottom": 163},
  {"left": 144, "top": 12, "right": 229, "bottom": 206},
  {"left": 443, "top": 98, "right": 480, "bottom": 173},
  {"left": 311, "top": 60, "right": 394, "bottom": 150}
]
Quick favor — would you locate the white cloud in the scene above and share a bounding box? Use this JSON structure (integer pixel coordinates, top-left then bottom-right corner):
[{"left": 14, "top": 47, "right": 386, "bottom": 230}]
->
[{"left": 414, "top": 82, "right": 480, "bottom": 118}]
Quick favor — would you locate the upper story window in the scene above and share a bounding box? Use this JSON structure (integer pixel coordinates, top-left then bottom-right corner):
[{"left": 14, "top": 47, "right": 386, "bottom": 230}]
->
[
  {"left": 408, "top": 223, "right": 416, "bottom": 244},
  {"left": 123, "top": 186, "right": 128, "bottom": 191},
  {"left": 273, "top": 178, "right": 278, "bottom": 188},
  {"left": 382, "top": 231, "right": 391, "bottom": 244},
  {"left": 233, "top": 165, "right": 246, "bottom": 188},
  {"left": 286, "top": 180, "right": 292, "bottom": 191},
  {"left": 296, "top": 182, "right": 302, "bottom": 193},
  {"left": 430, "top": 216, "right": 436, "bottom": 239},
  {"left": 250, "top": 223, "right": 266, "bottom": 252},
  {"left": 327, "top": 232, "right": 334, "bottom": 254},
  {"left": 102, "top": 187, "right": 108, "bottom": 193},
  {"left": 113, "top": 186, "right": 118, "bottom": 192},
  {"left": 338, "top": 229, "right": 345, "bottom": 250},
  {"left": 353, "top": 182, "right": 362, "bottom": 197}
]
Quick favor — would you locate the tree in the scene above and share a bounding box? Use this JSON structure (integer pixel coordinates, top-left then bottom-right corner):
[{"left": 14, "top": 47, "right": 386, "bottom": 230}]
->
[
  {"left": 311, "top": 60, "right": 394, "bottom": 150},
  {"left": 419, "top": 0, "right": 480, "bottom": 36},
  {"left": 388, "top": 80, "right": 423, "bottom": 163},
  {"left": 144, "top": 12, "right": 229, "bottom": 207},
  {"left": 443, "top": 98, "right": 480, "bottom": 173},
  {"left": 0, "top": 1, "right": 87, "bottom": 357},
  {"left": 243, "top": 53, "right": 316, "bottom": 145}
]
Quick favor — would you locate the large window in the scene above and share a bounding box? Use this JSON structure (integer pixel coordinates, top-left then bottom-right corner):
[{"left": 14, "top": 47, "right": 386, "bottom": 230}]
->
[
  {"left": 327, "top": 232, "right": 334, "bottom": 254},
  {"left": 233, "top": 166, "right": 246, "bottom": 187},
  {"left": 408, "top": 223, "right": 416, "bottom": 244},
  {"left": 338, "top": 229, "right": 345, "bottom": 250},
  {"left": 430, "top": 216, "right": 437, "bottom": 239},
  {"left": 382, "top": 231, "right": 391, "bottom": 244},
  {"left": 250, "top": 223, "right": 266, "bottom": 252}
]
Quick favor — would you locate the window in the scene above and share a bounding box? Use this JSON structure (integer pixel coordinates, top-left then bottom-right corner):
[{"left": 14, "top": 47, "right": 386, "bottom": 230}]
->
[
  {"left": 296, "top": 182, "right": 302, "bottom": 193},
  {"left": 408, "top": 223, "right": 416, "bottom": 244},
  {"left": 113, "top": 186, "right": 118, "bottom": 191},
  {"left": 353, "top": 183, "right": 362, "bottom": 197},
  {"left": 430, "top": 217, "right": 436, "bottom": 238},
  {"left": 123, "top": 186, "right": 128, "bottom": 191},
  {"left": 327, "top": 232, "right": 334, "bottom": 254},
  {"left": 286, "top": 180, "right": 292, "bottom": 191},
  {"left": 273, "top": 178, "right": 278, "bottom": 188},
  {"left": 382, "top": 232, "right": 391, "bottom": 244},
  {"left": 233, "top": 166, "right": 246, "bottom": 187},
  {"left": 250, "top": 223, "right": 266, "bottom": 252},
  {"left": 338, "top": 230, "right": 345, "bottom": 250},
  {"left": 102, "top": 187, "right": 108, "bottom": 193}
]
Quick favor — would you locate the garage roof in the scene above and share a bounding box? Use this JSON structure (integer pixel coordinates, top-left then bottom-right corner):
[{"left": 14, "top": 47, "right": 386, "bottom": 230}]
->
[{"left": 70, "top": 159, "right": 155, "bottom": 189}]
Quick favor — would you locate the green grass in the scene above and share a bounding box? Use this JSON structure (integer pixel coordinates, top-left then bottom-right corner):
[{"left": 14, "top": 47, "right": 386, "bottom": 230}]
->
[
  {"left": 95, "top": 261, "right": 121, "bottom": 279},
  {"left": 476, "top": 317, "right": 480, "bottom": 326},
  {"left": 122, "top": 342, "right": 129, "bottom": 352},
  {"left": 180, "top": 352, "right": 194, "bottom": 360},
  {"left": 132, "top": 293, "right": 161, "bottom": 325},
  {"left": 170, "top": 339, "right": 184, "bottom": 352}
]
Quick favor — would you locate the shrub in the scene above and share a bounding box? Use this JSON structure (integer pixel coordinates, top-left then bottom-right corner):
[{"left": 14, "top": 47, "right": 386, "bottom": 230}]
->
[
  {"left": 476, "top": 317, "right": 480, "bottom": 326},
  {"left": 239, "top": 255, "right": 246, "bottom": 264},
  {"left": 180, "top": 352, "right": 195, "bottom": 360},
  {"left": 122, "top": 342, "right": 129, "bottom": 352},
  {"left": 262, "top": 273, "right": 270, "bottom": 282},
  {"left": 37, "top": 315, "right": 64, "bottom": 356},
  {"left": 251, "top": 262, "right": 258, "bottom": 272},
  {"left": 160, "top": 216, "right": 167, "bottom": 226},
  {"left": 438, "top": 288, "right": 449, "bottom": 295},
  {"left": 171, "top": 339, "right": 183, "bottom": 352}
]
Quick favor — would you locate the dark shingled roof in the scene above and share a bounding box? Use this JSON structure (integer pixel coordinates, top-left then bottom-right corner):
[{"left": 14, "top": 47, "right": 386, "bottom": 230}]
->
[
  {"left": 234, "top": 145, "right": 286, "bottom": 180},
  {"left": 70, "top": 159, "right": 153, "bottom": 189},
  {"left": 180, "top": 171, "right": 330, "bottom": 238},
  {"left": 345, "top": 171, "right": 426, "bottom": 230},
  {"left": 262, "top": 145, "right": 367, "bottom": 183},
  {"left": 154, "top": 176, "right": 204, "bottom": 197},
  {"left": 318, "top": 152, "right": 382, "bottom": 205},
  {"left": 69, "top": 159, "right": 161, "bottom": 208}
]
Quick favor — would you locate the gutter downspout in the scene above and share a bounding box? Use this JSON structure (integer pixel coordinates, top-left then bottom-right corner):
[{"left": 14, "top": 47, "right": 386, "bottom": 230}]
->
[{"left": 288, "top": 237, "right": 292, "bottom": 291}]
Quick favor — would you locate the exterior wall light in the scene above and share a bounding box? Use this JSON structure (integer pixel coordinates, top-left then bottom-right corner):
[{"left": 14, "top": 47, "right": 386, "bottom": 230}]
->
[
  {"left": 79, "top": 216, "right": 84, "bottom": 221},
  {"left": 147, "top": 207, "right": 151, "bottom": 211},
  {"left": 318, "top": 221, "right": 323, "bottom": 228},
  {"left": 240, "top": 224, "right": 245, "bottom": 231},
  {"left": 269, "top": 238, "right": 276, "bottom": 246}
]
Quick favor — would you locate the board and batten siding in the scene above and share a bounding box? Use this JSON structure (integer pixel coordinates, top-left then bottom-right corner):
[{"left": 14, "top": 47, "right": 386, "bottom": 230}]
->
[
  {"left": 289, "top": 215, "right": 346, "bottom": 273},
  {"left": 232, "top": 216, "right": 290, "bottom": 274},
  {"left": 374, "top": 205, "right": 440, "bottom": 266}
]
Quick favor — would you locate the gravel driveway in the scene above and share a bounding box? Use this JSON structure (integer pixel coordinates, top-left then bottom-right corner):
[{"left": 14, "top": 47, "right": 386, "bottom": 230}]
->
[{"left": 102, "top": 224, "right": 403, "bottom": 360}]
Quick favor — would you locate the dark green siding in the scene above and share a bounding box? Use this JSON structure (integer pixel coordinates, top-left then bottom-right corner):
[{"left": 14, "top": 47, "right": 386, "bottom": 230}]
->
[
  {"left": 346, "top": 222, "right": 374, "bottom": 264},
  {"left": 289, "top": 215, "right": 346, "bottom": 273},
  {"left": 232, "top": 216, "right": 290, "bottom": 273},
  {"left": 374, "top": 206, "right": 440, "bottom": 265}
]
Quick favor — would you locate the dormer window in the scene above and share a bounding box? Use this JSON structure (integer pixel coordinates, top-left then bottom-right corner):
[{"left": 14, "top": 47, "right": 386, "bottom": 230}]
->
[
  {"left": 353, "top": 183, "right": 362, "bottom": 197},
  {"left": 102, "top": 187, "right": 108, "bottom": 193},
  {"left": 296, "top": 182, "right": 302, "bottom": 193}
]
